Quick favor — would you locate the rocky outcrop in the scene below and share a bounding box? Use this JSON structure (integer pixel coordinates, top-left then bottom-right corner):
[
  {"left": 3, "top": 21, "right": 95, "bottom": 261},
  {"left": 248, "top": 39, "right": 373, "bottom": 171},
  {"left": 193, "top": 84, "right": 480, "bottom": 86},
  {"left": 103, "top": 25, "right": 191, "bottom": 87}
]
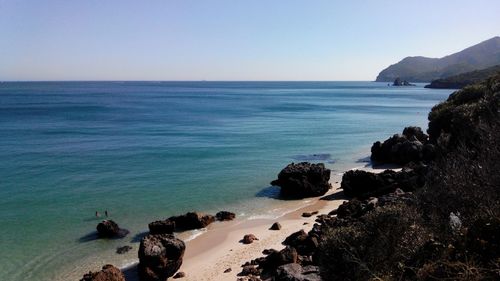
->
[
  {"left": 271, "top": 162, "right": 331, "bottom": 198},
  {"left": 96, "top": 220, "right": 129, "bottom": 238},
  {"left": 393, "top": 77, "right": 415, "bottom": 86},
  {"left": 80, "top": 265, "right": 125, "bottom": 281},
  {"left": 371, "top": 126, "right": 432, "bottom": 165},
  {"left": 148, "top": 219, "right": 175, "bottom": 234},
  {"left": 275, "top": 263, "right": 321, "bottom": 281},
  {"left": 216, "top": 211, "right": 236, "bottom": 221},
  {"left": 168, "top": 212, "right": 215, "bottom": 230},
  {"left": 138, "top": 234, "right": 186, "bottom": 281},
  {"left": 341, "top": 165, "right": 426, "bottom": 199}
]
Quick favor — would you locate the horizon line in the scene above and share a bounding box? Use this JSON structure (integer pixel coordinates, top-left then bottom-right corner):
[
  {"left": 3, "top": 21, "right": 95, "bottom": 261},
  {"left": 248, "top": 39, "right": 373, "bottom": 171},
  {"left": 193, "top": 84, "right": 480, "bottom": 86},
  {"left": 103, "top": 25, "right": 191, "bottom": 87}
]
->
[{"left": 0, "top": 79, "right": 384, "bottom": 83}]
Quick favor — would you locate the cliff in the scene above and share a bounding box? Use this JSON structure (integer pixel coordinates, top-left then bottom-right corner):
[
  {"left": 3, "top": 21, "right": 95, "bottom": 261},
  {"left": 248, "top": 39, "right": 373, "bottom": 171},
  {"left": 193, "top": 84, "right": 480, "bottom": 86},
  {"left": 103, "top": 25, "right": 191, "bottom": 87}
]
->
[{"left": 376, "top": 36, "right": 500, "bottom": 82}]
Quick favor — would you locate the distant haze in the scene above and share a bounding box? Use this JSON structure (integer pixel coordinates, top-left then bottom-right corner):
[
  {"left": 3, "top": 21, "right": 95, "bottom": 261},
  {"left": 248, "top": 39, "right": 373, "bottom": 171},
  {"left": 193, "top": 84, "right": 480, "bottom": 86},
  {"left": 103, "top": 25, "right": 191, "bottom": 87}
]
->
[{"left": 1, "top": 0, "right": 499, "bottom": 81}]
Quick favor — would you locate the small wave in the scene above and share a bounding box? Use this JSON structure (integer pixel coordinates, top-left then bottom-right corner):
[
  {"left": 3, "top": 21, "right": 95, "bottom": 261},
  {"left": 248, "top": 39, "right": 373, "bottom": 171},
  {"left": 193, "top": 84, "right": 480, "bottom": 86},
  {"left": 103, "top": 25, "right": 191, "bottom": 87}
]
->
[
  {"left": 184, "top": 228, "right": 208, "bottom": 242},
  {"left": 247, "top": 214, "right": 278, "bottom": 220},
  {"left": 120, "top": 260, "right": 139, "bottom": 270}
]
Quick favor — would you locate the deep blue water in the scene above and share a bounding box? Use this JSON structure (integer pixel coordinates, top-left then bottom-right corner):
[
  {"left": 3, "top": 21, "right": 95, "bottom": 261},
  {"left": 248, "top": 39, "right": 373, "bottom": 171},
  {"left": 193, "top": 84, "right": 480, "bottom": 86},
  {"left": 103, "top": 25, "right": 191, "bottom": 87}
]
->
[{"left": 0, "top": 81, "right": 453, "bottom": 280}]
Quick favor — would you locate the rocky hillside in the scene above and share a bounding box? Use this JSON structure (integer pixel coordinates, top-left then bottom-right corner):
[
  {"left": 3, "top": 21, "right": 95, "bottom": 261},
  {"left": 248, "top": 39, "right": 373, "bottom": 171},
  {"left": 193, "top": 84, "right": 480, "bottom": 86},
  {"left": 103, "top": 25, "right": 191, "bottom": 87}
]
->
[
  {"left": 425, "top": 64, "right": 500, "bottom": 89},
  {"left": 376, "top": 36, "right": 500, "bottom": 82}
]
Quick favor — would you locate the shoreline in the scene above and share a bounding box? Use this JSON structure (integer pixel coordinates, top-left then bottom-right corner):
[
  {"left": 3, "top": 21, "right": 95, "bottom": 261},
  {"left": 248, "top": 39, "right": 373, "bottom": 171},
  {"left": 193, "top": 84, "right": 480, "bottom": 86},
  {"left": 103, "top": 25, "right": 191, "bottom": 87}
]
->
[
  {"left": 120, "top": 163, "right": 393, "bottom": 281},
  {"left": 121, "top": 182, "right": 345, "bottom": 281}
]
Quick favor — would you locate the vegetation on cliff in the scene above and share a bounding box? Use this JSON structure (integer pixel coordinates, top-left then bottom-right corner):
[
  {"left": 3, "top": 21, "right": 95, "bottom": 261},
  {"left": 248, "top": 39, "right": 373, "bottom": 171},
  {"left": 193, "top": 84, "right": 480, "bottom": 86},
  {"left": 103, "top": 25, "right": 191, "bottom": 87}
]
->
[
  {"left": 425, "top": 65, "right": 500, "bottom": 89},
  {"left": 318, "top": 74, "right": 500, "bottom": 280}
]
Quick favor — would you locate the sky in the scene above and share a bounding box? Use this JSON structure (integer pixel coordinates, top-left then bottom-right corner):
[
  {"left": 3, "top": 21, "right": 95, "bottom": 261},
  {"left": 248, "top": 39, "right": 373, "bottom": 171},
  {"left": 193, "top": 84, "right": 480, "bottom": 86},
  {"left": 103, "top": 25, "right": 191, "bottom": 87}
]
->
[{"left": 0, "top": 0, "right": 499, "bottom": 81}]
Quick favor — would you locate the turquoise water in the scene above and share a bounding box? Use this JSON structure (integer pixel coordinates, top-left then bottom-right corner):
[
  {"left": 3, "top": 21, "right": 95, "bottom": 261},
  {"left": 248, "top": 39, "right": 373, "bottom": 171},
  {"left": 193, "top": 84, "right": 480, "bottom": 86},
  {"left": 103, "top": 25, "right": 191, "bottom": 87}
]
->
[{"left": 0, "top": 81, "right": 452, "bottom": 280}]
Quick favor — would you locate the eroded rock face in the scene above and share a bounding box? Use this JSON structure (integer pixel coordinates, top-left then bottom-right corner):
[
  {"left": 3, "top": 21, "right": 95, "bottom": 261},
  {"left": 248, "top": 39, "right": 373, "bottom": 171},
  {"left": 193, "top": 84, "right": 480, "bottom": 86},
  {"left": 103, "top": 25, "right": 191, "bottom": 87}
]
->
[
  {"left": 80, "top": 264, "right": 125, "bottom": 281},
  {"left": 168, "top": 212, "right": 215, "bottom": 230},
  {"left": 271, "top": 162, "right": 331, "bottom": 198},
  {"left": 216, "top": 211, "right": 236, "bottom": 221},
  {"left": 148, "top": 219, "right": 175, "bottom": 234},
  {"left": 96, "top": 220, "right": 129, "bottom": 238},
  {"left": 138, "top": 234, "right": 186, "bottom": 281}
]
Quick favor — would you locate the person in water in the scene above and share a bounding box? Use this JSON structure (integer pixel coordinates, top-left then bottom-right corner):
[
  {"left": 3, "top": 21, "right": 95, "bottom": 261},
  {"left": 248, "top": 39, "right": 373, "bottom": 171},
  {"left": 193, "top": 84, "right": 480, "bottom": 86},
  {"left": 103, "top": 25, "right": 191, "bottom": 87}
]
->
[
  {"left": 95, "top": 211, "right": 100, "bottom": 217},
  {"left": 105, "top": 210, "right": 108, "bottom": 217}
]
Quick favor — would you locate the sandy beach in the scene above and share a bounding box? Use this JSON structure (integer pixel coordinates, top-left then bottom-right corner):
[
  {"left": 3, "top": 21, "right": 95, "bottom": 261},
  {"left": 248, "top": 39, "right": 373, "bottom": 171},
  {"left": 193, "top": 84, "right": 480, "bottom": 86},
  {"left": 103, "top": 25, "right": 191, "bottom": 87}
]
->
[
  {"left": 179, "top": 187, "right": 345, "bottom": 280},
  {"left": 120, "top": 180, "right": 344, "bottom": 281},
  {"left": 120, "top": 165, "right": 396, "bottom": 281}
]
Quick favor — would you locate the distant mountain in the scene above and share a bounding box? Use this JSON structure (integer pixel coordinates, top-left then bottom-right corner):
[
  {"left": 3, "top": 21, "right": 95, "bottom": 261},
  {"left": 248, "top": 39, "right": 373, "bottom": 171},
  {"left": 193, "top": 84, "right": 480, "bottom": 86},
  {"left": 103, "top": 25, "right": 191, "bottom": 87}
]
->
[
  {"left": 425, "top": 65, "right": 500, "bottom": 89},
  {"left": 376, "top": 36, "right": 500, "bottom": 82}
]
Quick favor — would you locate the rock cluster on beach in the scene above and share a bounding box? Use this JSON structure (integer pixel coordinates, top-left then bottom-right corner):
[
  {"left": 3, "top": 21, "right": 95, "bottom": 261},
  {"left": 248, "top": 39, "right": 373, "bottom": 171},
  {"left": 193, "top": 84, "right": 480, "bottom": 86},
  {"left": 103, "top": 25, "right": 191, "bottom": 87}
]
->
[
  {"left": 271, "top": 162, "right": 331, "bottom": 198},
  {"left": 138, "top": 234, "right": 186, "bottom": 281},
  {"left": 80, "top": 264, "right": 125, "bottom": 281},
  {"left": 371, "top": 126, "right": 436, "bottom": 165}
]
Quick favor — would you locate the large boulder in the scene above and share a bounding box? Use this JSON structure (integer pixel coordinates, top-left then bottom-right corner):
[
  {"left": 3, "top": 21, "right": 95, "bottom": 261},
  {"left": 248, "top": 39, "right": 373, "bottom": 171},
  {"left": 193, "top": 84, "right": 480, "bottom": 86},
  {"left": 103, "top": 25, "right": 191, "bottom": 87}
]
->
[
  {"left": 80, "top": 264, "right": 125, "bottom": 281},
  {"left": 283, "top": 230, "right": 318, "bottom": 256},
  {"left": 148, "top": 219, "right": 175, "bottom": 234},
  {"left": 341, "top": 167, "right": 426, "bottom": 199},
  {"left": 138, "top": 234, "right": 186, "bottom": 281},
  {"left": 168, "top": 212, "right": 215, "bottom": 230},
  {"left": 371, "top": 127, "right": 430, "bottom": 165},
  {"left": 271, "top": 162, "right": 331, "bottom": 198},
  {"left": 275, "top": 263, "right": 321, "bottom": 281},
  {"left": 96, "top": 220, "right": 129, "bottom": 238}
]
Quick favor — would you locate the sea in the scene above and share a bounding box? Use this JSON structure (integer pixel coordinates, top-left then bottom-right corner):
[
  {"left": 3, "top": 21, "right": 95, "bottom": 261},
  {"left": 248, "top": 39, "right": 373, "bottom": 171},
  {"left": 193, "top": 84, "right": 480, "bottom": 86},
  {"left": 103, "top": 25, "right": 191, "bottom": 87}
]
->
[{"left": 0, "top": 81, "right": 453, "bottom": 280}]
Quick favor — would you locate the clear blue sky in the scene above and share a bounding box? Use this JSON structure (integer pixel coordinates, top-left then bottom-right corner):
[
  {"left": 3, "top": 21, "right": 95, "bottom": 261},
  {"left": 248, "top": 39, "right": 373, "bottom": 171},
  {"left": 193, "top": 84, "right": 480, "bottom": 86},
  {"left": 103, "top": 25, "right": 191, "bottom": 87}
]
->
[{"left": 1, "top": 0, "right": 499, "bottom": 81}]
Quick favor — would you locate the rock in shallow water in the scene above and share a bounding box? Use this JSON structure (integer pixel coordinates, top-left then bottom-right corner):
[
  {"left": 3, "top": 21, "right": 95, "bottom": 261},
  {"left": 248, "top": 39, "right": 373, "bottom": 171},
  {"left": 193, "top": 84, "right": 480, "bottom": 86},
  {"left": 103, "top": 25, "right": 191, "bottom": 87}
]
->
[
  {"left": 116, "top": 245, "right": 132, "bottom": 254},
  {"left": 168, "top": 212, "right": 215, "bottom": 230},
  {"left": 80, "top": 264, "right": 125, "bottom": 281},
  {"left": 138, "top": 234, "right": 185, "bottom": 281},
  {"left": 216, "top": 211, "right": 236, "bottom": 221},
  {"left": 271, "top": 162, "right": 331, "bottom": 198},
  {"left": 148, "top": 219, "right": 175, "bottom": 234},
  {"left": 96, "top": 220, "right": 129, "bottom": 238}
]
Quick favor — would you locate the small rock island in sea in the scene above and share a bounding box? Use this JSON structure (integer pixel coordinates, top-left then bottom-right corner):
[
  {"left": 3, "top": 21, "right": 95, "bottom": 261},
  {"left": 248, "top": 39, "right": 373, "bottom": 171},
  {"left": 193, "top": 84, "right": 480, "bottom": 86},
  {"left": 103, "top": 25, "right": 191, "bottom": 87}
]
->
[{"left": 392, "top": 77, "right": 415, "bottom": 86}]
